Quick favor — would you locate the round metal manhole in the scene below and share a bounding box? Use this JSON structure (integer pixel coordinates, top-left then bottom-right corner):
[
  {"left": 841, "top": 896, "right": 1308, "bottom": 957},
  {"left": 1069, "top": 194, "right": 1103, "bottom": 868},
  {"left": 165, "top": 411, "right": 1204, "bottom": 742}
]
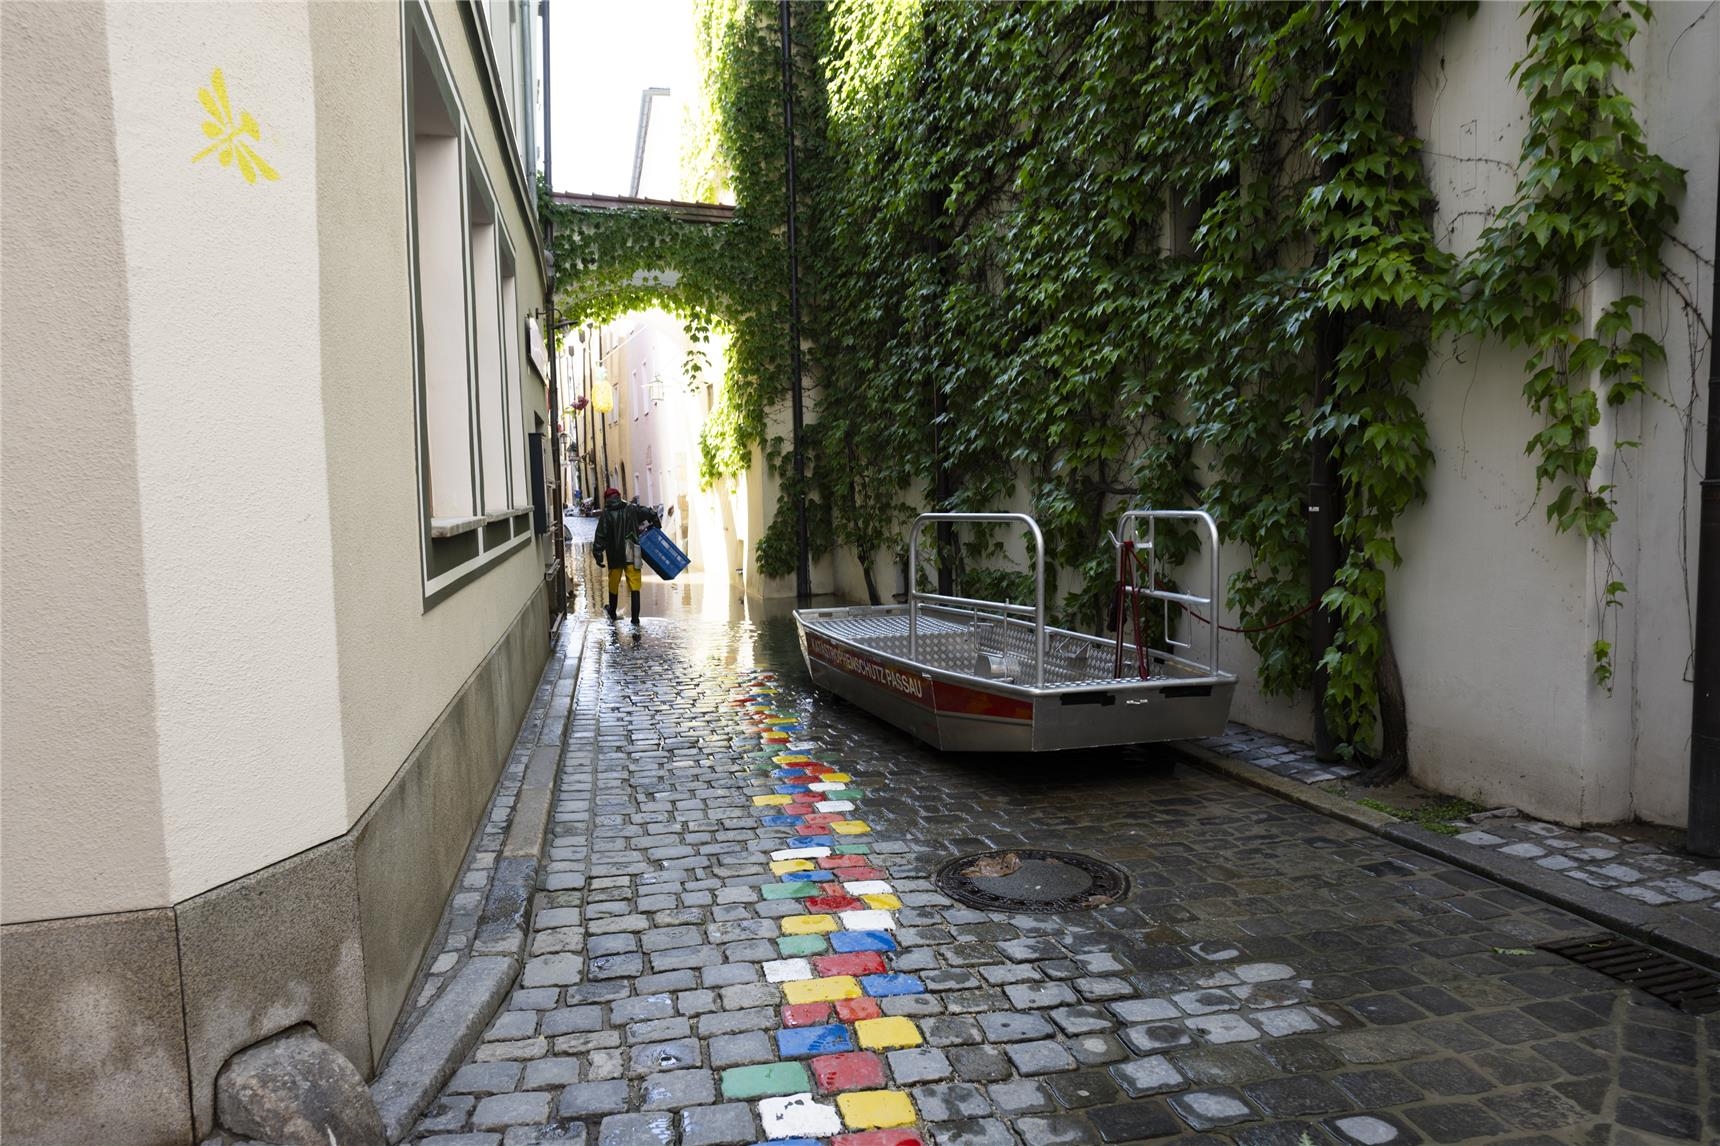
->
[{"left": 934, "top": 849, "right": 1130, "bottom": 914}]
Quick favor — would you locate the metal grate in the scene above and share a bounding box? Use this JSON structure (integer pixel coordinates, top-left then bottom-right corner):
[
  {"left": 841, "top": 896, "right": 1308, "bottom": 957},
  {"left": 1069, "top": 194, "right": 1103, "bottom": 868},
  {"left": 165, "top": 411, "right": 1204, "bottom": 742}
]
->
[
  {"left": 807, "top": 609, "right": 1185, "bottom": 688},
  {"left": 1540, "top": 934, "right": 1720, "bottom": 1015}
]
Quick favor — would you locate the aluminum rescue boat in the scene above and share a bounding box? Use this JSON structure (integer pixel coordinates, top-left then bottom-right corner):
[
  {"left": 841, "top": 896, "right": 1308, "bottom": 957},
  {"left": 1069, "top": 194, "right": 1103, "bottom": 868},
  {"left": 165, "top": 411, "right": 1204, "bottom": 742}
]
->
[{"left": 794, "top": 510, "right": 1238, "bottom": 752}]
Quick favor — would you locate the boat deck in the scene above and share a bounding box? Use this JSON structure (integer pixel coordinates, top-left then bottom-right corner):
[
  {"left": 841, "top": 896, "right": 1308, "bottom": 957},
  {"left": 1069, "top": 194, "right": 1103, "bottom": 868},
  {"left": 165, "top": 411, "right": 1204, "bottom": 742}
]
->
[{"left": 802, "top": 605, "right": 1210, "bottom": 691}]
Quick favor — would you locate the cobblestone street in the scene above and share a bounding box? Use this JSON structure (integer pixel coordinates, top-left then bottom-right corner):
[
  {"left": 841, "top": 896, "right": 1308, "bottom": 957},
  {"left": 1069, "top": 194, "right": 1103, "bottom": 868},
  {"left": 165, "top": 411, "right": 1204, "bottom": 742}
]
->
[{"left": 405, "top": 578, "right": 1717, "bottom": 1146}]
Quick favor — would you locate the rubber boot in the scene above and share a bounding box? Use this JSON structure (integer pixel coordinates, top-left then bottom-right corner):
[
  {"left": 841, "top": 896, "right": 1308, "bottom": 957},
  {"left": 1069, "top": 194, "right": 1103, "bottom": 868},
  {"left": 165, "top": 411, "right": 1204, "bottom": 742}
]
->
[
  {"left": 606, "top": 593, "right": 618, "bottom": 621},
  {"left": 630, "top": 590, "right": 642, "bottom": 626}
]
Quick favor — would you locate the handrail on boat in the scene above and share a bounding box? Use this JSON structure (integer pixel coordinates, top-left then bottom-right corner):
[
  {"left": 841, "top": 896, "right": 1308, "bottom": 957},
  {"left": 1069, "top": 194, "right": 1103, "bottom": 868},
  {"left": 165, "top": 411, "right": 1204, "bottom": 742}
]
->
[
  {"left": 908, "top": 513, "right": 1046, "bottom": 688},
  {"left": 1115, "top": 509, "right": 1223, "bottom": 676},
  {"left": 912, "top": 592, "right": 1036, "bottom": 617}
]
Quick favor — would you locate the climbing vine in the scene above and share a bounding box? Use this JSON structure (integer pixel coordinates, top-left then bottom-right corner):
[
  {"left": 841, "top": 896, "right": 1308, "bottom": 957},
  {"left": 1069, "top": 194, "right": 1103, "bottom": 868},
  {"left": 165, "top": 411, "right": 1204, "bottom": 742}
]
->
[
  {"left": 1456, "top": 0, "right": 1685, "bottom": 687},
  {"left": 545, "top": 0, "right": 1696, "bottom": 758}
]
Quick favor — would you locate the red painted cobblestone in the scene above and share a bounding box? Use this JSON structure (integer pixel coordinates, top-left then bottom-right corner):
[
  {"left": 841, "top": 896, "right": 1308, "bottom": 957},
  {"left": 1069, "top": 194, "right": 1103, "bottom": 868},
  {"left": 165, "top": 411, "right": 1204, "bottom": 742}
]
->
[
  {"left": 813, "top": 951, "right": 888, "bottom": 978},
  {"left": 834, "top": 997, "right": 882, "bottom": 1022},
  {"left": 832, "top": 1131, "right": 924, "bottom": 1146},
  {"left": 782, "top": 1002, "right": 834, "bottom": 1028},
  {"left": 810, "top": 1050, "right": 887, "bottom": 1094}
]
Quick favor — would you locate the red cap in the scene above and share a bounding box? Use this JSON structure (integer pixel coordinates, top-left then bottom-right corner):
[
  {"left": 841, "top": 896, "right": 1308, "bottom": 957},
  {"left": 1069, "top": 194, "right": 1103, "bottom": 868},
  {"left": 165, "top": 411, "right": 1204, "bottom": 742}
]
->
[{"left": 603, "top": 487, "right": 621, "bottom": 500}]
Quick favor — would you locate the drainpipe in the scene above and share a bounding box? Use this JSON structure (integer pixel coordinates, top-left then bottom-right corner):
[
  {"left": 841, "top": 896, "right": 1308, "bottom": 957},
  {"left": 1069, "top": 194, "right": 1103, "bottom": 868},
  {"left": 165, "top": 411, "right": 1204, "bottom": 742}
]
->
[
  {"left": 540, "top": 0, "right": 551, "bottom": 191},
  {"left": 539, "top": 1, "right": 565, "bottom": 626},
  {"left": 779, "top": 0, "right": 810, "bottom": 600},
  {"left": 1309, "top": 73, "right": 1344, "bottom": 762},
  {"left": 1687, "top": 151, "right": 1719, "bottom": 856}
]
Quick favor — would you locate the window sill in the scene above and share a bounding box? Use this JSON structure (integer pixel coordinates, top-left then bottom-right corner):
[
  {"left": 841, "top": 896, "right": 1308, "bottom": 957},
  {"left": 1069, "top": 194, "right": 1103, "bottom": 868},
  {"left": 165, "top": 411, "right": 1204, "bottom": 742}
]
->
[{"left": 430, "top": 508, "right": 529, "bottom": 538}]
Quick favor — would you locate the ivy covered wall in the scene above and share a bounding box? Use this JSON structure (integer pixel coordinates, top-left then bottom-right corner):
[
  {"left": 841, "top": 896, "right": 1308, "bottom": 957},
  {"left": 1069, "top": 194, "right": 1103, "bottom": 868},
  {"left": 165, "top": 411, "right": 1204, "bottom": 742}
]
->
[{"left": 547, "top": 0, "right": 1715, "bottom": 825}]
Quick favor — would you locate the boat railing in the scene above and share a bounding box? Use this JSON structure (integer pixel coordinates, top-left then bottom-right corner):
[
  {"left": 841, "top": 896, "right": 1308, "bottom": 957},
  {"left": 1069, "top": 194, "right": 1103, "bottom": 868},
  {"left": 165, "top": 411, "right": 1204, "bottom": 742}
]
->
[
  {"left": 1114, "top": 509, "right": 1223, "bottom": 676},
  {"left": 908, "top": 513, "right": 1046, "bottom": 688}
]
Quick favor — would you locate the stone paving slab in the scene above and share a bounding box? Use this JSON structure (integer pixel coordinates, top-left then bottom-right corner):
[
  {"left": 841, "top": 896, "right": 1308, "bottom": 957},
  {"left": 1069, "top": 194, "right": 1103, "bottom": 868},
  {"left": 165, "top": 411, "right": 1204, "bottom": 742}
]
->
[
  {"left": 404, "top": 603, "right": 1716, "bottom": 1145},
  {"left": 1189, "top": 722, "right": 1720, "bottom": 967}
]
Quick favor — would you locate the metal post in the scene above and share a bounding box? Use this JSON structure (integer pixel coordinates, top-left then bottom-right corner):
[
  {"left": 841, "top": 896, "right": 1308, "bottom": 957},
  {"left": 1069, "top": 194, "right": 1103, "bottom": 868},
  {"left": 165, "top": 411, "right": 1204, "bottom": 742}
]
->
[
  {"left": 933, "top": 383, "right": 953, "bottom": 598},
  {"left": 547, "top": 308, "right": 567, "bottom": 620},
  {"left": 1030, "top": 521, "right": 1045, "bottom": 688},
  {"left": 908, "top": 524, "right": 920, "bottom": 662},
  {"left": 1310, "top": 314, "right": 1342, "bottom": 761},
  {"left": 582, "top": 330, "right": 595, "bottom": 502},
  {"left": 599, "top": 334, "right": 611, "bottom": 491},
  {"left": 1687, "top": 151, "right": 1720, "bottom": 856},
  {"left": 779, "top": 0, "right": 810, "bottom": 600},
  {"left": 1309, "top": 72, "right": 1344, "bottom": 762}
]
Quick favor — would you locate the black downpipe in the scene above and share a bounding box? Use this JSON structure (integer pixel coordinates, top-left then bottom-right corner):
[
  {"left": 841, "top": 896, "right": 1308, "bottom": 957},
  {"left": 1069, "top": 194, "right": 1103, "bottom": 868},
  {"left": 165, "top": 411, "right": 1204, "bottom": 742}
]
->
[
  {"left": 539, "top": 0, "right": 551, "bottom": 192},
  {"left": 1687, "top": 151, "right": 1720, "bottom": 856},
  {"left": 539, "top": 1, "right": 564, "bottom": 626},
  {"left": 599, "top": 334, "right": 611, "bottom": 492},
  {"left": 1309, "top": 83, "right": 1344, "bottom": 762},
  {"left": 779, "top": 0, "right": 810, "bottom": 600}
]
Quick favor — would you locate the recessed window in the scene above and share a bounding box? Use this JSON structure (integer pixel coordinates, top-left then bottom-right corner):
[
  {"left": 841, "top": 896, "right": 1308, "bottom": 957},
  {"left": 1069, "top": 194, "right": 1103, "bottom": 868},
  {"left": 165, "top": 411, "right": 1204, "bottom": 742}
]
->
[
  {"left": 469, "top": 167, "right": 508, "bottom": 514},
  {"left": 405, "top": 3, "right": 531, "bottom": 605},
  {"left": 411, "top": 28, "right": 470, "bottom": 521}
]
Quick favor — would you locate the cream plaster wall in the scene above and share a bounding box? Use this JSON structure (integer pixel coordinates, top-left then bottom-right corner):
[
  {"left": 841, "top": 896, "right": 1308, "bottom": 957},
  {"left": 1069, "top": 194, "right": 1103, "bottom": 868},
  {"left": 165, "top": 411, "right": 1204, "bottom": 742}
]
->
[
  {"left": 104, "top": 2, "right": 349, "bottom": 902},
  {"left": 314, "top": 0, "right": 549, "bottom": 822},
  {"left": 1397, "top": 1, "right": 1714, "bottom": 825},
  {"left": 1, "top": 0, "right": 171, "bottom": 923},
  {"left": 1621, "top": 0, "right": 1716, "bottom": 825},
  {"left": 4, "top": 0, "right": 554, "bottom": 919}
]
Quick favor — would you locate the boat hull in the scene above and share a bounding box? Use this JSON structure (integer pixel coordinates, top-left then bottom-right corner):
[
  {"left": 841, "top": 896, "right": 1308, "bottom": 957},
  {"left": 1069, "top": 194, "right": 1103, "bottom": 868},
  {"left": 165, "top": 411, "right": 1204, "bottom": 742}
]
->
[{"left": 796, "top": 614, "right": 1236, "bottom": 753}]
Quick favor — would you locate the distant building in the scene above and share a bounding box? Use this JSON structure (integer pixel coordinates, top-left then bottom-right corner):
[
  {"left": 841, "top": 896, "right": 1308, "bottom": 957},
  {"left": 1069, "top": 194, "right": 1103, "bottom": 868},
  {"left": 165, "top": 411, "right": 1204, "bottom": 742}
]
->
[{"left": 2, "top": 2, "right": 556, "bottom": 1141}]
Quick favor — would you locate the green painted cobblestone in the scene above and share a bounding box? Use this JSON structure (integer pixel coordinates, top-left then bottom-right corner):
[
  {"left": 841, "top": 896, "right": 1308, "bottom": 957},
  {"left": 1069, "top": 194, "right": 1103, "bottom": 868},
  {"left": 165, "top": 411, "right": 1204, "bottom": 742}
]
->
[
  {"left": 760, "top": 882, "right": 819, "bottom": 900},
  {"left": 777, "top": 935, "right": 828, "bottom": 956}
]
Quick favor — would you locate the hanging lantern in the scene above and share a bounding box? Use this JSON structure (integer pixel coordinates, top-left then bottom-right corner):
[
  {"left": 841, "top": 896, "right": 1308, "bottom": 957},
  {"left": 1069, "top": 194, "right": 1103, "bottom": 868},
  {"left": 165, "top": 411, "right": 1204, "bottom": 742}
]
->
[{"left": 591, "top": 376, "right": 614, "bottom": 415}]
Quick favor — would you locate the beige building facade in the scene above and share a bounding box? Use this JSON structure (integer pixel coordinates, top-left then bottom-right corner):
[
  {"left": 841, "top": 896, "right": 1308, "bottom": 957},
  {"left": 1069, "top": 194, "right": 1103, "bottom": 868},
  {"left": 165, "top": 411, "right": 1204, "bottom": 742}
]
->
[{"left": 2, "top": 2, "right": 557, "bottom": 1141}]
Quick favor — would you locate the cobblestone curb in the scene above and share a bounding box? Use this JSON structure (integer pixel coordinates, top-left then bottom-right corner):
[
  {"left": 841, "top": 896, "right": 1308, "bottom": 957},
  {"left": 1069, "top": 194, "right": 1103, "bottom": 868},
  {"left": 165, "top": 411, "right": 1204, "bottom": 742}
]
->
[
  {"left": 370, "top": 616, "right": 591, "bottom": 1141},
  {"left": 1173, "top": 739, "right": 1720, "bottom": 973}
]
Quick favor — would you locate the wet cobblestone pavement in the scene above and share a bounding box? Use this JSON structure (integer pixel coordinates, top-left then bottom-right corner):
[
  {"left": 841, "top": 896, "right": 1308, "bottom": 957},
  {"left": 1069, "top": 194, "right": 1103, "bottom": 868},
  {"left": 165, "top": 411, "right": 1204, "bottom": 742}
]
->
[
  {"left": 408, "top": 591, "right": 1717, "bottom": 1145},
  {"left": 1193, "top": 725, "right": 1720, "bottom": 950}
]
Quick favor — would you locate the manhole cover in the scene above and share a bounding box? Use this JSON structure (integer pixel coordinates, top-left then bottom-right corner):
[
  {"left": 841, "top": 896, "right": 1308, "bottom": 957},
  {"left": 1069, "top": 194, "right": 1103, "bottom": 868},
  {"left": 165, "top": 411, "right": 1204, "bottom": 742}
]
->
[{"left": 934, "top": 849, "right": 1130, "bottom": 914}]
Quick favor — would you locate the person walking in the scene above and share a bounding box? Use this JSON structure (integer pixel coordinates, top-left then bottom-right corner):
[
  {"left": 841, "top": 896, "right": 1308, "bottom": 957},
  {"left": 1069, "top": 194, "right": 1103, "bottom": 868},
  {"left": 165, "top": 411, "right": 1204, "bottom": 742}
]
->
[{"left": 592, "top": 487, "right": 660, "bottom": 625}]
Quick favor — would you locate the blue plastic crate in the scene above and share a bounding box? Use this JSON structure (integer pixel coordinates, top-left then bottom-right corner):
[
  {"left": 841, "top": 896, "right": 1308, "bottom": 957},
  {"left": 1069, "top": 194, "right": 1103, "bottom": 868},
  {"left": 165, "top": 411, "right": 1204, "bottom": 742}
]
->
[{"left": 637, "top": 526, "right": 689, "bottom": 580}]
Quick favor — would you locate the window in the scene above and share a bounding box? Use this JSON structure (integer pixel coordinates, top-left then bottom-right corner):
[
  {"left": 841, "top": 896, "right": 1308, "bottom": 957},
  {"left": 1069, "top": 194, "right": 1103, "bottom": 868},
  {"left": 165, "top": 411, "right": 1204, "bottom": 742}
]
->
[
  {"left": 501, "top": 251, "right": 526, "bottom": 507},
  {"left": 404, "top": 3, "right": 533, "bottom": 604},
  {"left": 469, "top": 166, "right": 508, "bottom": 514},
  {"left": 411, "top": 29, "right": 469, "bottom": 521}
]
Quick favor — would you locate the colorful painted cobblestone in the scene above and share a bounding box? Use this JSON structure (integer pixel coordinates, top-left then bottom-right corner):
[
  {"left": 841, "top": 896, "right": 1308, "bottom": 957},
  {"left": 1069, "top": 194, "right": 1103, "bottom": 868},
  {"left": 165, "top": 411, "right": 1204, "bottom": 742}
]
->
[
  {"left": 405, "top": 601, "right": 1717, "bottom": 1146},
  {"left": 725, "top": 669, "right": 927, "bottom": 1145}
]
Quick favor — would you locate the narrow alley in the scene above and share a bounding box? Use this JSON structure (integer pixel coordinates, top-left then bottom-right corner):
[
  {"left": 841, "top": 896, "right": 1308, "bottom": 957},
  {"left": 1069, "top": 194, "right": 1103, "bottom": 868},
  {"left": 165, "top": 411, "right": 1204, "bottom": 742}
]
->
[{"left": 396, "top": 545, "right": 1715, "bottom": 1146}]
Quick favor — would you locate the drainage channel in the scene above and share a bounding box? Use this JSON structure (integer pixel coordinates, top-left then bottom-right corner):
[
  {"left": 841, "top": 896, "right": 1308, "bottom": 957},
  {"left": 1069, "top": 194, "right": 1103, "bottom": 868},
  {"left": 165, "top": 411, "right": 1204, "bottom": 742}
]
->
[{"left": 1540, "top": 934, "right": 1720, "bottom": 1015}]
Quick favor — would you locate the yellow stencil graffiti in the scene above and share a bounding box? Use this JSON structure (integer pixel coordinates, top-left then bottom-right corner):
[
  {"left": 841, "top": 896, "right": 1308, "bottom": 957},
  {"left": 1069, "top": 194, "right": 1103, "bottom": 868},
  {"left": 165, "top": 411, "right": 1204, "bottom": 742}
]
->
[{"left": 191, "top": 68, "right": 279, "bottom": 184}]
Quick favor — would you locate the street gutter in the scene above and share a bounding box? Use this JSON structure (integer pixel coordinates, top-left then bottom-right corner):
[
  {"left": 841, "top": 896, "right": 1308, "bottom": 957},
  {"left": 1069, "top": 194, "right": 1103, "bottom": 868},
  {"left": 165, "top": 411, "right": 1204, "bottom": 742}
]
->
[
  {"left": 1174, "top": 741, "right": 1720, "bottom": 975},
  {"left": 370, "top": 616, "right": 590, "bottom": 1142}
]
